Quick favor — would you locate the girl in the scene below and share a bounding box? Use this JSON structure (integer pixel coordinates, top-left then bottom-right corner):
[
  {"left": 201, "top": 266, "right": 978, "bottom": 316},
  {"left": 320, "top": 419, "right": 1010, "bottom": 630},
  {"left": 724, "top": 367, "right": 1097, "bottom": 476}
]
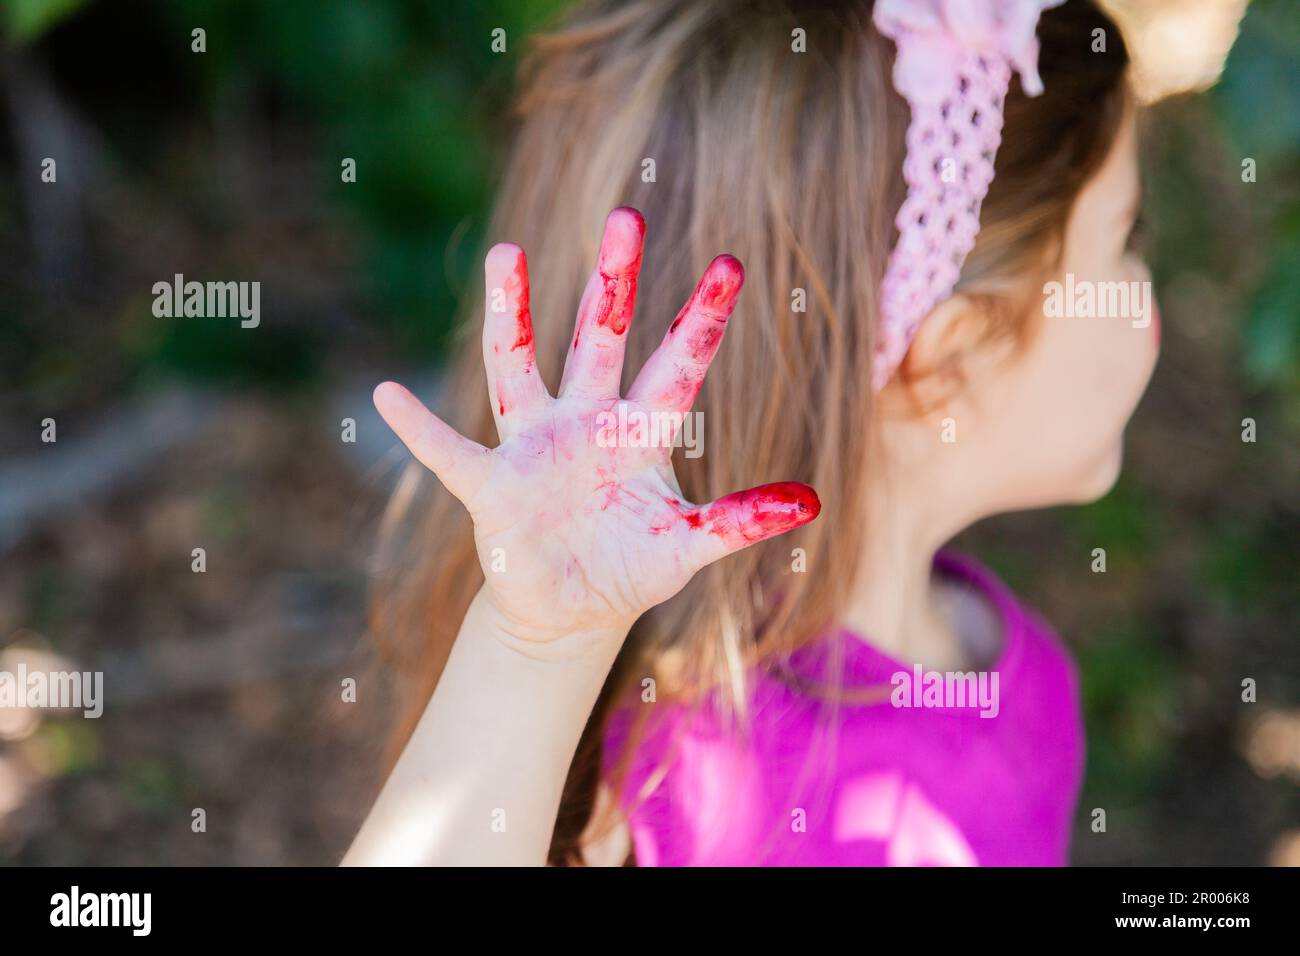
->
[{"left": 344, "top": 0, "right": 1158, "bottom": 866}]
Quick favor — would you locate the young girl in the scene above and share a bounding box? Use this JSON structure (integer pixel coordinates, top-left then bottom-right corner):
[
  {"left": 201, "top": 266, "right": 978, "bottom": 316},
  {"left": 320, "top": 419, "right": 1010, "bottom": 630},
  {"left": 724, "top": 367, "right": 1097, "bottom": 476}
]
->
[{"left": 344, "top": 0, "right": 1158, "bottom": 866}]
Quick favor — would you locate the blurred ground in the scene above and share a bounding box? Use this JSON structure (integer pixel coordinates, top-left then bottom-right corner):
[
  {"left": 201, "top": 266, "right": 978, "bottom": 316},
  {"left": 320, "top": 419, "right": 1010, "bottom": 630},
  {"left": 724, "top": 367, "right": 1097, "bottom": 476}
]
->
[
  {"left": 0, "top": 398, "right": 382, "bottom": 864},
  {"left": 0, "top": 0, "right": 1297, "bottom": 864}
]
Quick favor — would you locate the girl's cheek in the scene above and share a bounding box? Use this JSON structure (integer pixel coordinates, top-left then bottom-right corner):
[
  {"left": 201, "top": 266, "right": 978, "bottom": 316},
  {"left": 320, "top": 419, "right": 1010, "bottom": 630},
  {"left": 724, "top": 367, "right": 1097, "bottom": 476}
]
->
[{"left": 1125, "top": 253, "right": 1159, "bottom": 349}]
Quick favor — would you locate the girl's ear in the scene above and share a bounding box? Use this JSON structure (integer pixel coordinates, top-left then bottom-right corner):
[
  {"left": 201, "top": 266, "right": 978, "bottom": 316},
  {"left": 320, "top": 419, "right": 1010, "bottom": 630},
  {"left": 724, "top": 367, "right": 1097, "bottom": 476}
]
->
[{"left": 886, "top": 295, "right": 998, "bottom": 412}]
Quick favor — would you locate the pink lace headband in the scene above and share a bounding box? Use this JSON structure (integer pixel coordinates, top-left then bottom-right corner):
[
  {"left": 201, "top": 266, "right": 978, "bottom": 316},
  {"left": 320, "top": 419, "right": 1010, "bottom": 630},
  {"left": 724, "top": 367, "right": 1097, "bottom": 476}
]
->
[{"left": 872, "top": 0, "right": 1065, "bottom": 389}]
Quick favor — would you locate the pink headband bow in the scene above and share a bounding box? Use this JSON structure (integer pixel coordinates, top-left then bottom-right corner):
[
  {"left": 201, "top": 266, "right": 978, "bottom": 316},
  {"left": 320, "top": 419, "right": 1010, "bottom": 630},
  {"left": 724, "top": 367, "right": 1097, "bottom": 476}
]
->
[{"left": 872, "top": 0, "right": 1065, "bottom": 389}]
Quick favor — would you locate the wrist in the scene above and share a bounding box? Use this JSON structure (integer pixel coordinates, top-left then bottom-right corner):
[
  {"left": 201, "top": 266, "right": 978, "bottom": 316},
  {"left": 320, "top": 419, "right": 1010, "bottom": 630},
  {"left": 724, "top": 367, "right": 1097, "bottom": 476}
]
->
[{"left": 466, "top": 588, "right": 632, "bottom": 670}]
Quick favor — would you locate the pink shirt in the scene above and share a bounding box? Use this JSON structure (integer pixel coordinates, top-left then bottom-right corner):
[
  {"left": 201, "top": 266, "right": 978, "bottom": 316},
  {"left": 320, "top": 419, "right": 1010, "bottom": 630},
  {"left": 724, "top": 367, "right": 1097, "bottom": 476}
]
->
[{"left": 602, "top": 552, "right": 1085, "bottom": 866}]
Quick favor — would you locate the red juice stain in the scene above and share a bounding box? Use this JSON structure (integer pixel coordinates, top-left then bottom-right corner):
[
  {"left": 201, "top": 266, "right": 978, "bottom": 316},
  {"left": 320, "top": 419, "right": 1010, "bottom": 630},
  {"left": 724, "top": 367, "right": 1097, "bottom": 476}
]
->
[
  {"left": 738, "top": 482, "right": 820, "bottom": 534},
  {"left": 692, "top": 324, "right": 723, "bottom": 356},
  {"left": 513, "top": 307, "right": 533, "bottom": 351},
  {"left": 506, "top": 260, "right": 533, "bottom": 351},
  {"left": 697, "top": 256, "right": 744, "bottom": 314},
  {"left": 662, "top": 497, "right": 703, "bottom": 529},
  {"left": 699, "top": 482, "right": 820, "bottom": 545},
  {"left": 595, "top": 274, "right": 637, "bottom": 335},
  {"left": 591, "top": 209, "right": 645, "bottom": 336},
  {"left": 595, "top": 480, "right": 622, "bottom": 511},
  {"left": 667, "top": 255, "right": 743, "bottom": 340}
]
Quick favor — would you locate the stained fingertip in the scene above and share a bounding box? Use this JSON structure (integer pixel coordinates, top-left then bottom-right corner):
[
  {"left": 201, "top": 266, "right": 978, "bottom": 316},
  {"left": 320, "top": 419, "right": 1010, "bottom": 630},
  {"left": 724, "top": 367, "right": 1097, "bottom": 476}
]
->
[
  {"left": 485, "top": 242, "right": 525, "bottom": 274},
  {"left": 598, "top": 207, "right": 646, "bottom": 273},
  {"left": 709, "top": 253, "right": 744, "bottom": 282},
  {"left": 688, "top": 482, "right": 821, "bottom": 569},
  {"left": 704, "top": 481, "right": 821, "bottom": 549},
  {"left": 483, "top": 243, "right": 534, "bottom": 358},
  {"left": 695, "top": 255, "right": 745, "bottom": 317},
  {"left": 743, "top": 482, "right": 821, "bottom": 535},
  {"left": 608, "top": 206, "right": 645, "bottom": 234}
]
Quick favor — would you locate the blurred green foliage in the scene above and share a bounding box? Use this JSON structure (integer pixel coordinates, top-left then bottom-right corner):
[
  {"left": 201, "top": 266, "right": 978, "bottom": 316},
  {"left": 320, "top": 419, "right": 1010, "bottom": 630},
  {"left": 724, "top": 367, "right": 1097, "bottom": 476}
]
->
[
  {"left": 160, "top": 0, "right": 568, "bottom": 357},
  {"left": 1077, "top": 623, "right": 1180, "bottom": 800},
  {"left": 1214, "top": 0, "right": 1300, "bottom": 390},
  {"left": 3, "top": 0, "right": 88, "bottom": 44},
  {"left": 117, "top": 757, "right": 182, "bottom": 813},
  {"left": 1066, "top": 480, "right": 1161, "bottom": 561},
  {"left": 3, "top": 0, "right": 568, "bottom": 395},
  {"left": 37, "top": 721, "right": 102, "bottom": 777},
  {"left": 5, "top": 0, "right": 1294, "bottom": 394}
]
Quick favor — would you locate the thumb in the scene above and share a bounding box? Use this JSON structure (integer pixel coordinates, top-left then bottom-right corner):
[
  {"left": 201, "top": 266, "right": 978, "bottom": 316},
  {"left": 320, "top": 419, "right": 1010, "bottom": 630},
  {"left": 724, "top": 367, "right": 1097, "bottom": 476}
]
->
[
  {"left": 373, "top": 381, "right": 490, "bottom": 505},
  {"left": 686, "top": 482, "right": 821, "bottom": 569}
]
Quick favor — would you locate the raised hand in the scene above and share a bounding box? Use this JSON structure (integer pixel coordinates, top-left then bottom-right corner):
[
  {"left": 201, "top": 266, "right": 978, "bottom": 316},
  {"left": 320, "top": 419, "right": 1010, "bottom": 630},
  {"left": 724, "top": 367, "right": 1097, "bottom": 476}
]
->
[{"left": 373, "top": 207, "right": 820, "bottom": 643}]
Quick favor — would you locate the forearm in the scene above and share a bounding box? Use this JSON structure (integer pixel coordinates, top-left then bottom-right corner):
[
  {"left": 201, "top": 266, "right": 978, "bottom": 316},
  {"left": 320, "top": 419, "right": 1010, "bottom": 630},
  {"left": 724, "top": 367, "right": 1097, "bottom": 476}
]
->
[{"left": 342, "top": 589, "right": 626, "bottom": 866}]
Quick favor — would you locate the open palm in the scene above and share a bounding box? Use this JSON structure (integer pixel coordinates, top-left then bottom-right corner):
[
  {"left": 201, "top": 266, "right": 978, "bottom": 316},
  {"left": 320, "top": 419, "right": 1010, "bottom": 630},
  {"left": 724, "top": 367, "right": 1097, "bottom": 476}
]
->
[{"left": 374, "top": 208, "right": 819, "bottom": 641}]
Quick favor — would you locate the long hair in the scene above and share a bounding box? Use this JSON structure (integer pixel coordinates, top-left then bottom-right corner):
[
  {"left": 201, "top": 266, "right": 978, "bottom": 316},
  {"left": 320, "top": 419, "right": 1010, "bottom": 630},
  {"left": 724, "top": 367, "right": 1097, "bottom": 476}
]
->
[{"left": 366, "top": 0, "right": 1130, "bottom": 864}]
